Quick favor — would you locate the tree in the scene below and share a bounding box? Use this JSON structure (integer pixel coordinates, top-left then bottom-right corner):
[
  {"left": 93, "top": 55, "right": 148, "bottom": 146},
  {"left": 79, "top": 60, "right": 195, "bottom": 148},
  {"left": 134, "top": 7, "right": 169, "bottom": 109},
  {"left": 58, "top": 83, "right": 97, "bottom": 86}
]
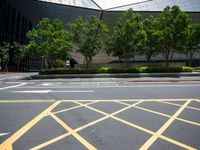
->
[
  {"left": 141, "top": 16, "right": 161, "bottom": 62},
  {"left": 158, "top": 5, "right": 191, "bottom": 67},
  {"left": 185, "top": 24, "right": 200, "bottom": 66},
  {"left": 68, "top": 16, "right": 84, "bottom": 44},
  {"left": 13, "top": 42, "right": 29, "bottom": 71},
  {"left": 49, "top": 19, "right": 73, "bottom": 67},
  {"left": 106, "top": 9, "right": 146, "bottom": 66},
  {"left": 69, "top": 16, "right": 108, "bottom": 69},
  {"left": 0, "top": 42, "right": 10, "bottom": 71},
  {"left": 27, "top": 18, "right": 72, "bottom": 69}
]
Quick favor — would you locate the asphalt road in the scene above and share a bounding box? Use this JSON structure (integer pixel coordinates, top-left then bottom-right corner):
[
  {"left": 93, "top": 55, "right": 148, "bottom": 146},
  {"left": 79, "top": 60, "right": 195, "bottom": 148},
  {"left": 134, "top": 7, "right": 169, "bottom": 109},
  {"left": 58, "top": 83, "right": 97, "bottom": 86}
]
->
[
  {"left": 0, "top": 76, "right": 200, "bottom": 150},
  {"left": 0, "top": 77, "right": 200, "bottom": 100}
]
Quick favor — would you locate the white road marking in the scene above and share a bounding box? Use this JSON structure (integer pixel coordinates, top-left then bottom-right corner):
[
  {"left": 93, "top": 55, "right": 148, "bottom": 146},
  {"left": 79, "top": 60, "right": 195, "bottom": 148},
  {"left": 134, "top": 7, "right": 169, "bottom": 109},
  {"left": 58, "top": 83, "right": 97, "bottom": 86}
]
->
[
  {"left": 40, "top": 82, "right": 62, "bottom": 86},
  {"left": 12, "top": 90, "right": 94, "bottom": 93},
  {"left": 6, "top": 82, "right": 35, "bottom": 84},
  {"left": 16, "top": 84, "right": 200, "bottom": 89},
  {"left": 51, "top": 90, "right": 94, "bottom": 93},
  {"left": 0, "top": 83, "right": 26, "bottom": 90},
  {"left": 12, "top": 90, "right": 51, "bottom": 93},
  {"left": 0, "top": 133, "right": 9, "bottom": 137},
  {"left": 69, "top": 82, "right": 117, "bottom": 84},
  {"left": 40, "top": 83, "right": 53, "bottom": 86}
]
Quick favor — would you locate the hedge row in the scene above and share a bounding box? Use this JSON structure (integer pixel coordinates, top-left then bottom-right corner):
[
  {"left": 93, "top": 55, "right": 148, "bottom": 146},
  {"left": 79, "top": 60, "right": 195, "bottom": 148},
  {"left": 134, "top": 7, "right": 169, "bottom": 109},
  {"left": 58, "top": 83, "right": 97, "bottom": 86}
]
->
[{"left": 39, "top": 66, "right": 194, "bottom": 75}]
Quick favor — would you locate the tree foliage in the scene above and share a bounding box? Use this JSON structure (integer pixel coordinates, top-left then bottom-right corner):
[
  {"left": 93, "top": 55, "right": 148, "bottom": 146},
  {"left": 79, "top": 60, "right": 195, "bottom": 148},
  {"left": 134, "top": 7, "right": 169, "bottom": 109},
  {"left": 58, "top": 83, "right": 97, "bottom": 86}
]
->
[
  {"left": 3, "top": 5, "right": 198, "bottom": 72},
  {"left": 0, "top": 42, "right": 10, "bottom": 71},
  {"left": 0, "top": 41, "right": 29, "bottom": 71},
  {"left": 13, "top": 43, "right": 30, "bottom": 71},
  {"left": 106, "top": 9, "right": 146, "bottom": 66},
  {"left": 185, "top": 23, "right": 200, "bottom": 66},
  {"left": 69, "top": 16, "right": 108, "bottom": 68},
  {"left": 141, "top": 16, "right": 161, "bottom": 61},
  {"left": 27, "top": 18, "right": 73, "bottom": 69},
  {"left": 157, "top": 6, "right": 191, "bottom": 67}
]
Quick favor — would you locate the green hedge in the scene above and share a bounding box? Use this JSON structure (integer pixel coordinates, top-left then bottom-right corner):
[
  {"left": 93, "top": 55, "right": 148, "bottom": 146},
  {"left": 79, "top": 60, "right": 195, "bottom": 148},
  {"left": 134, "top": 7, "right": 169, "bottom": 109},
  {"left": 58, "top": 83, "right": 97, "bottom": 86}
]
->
[
  {"left": 39, "top": 66, "right": 193, "bottom": 75},
  {"left": 193, "top": 67, "right": 200, "bottom": 71}
]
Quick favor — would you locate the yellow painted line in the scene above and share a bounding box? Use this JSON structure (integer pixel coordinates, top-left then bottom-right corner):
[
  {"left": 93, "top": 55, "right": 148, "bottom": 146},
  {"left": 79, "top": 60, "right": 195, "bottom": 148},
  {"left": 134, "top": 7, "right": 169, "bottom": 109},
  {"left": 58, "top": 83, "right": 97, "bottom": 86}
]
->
[
  {"left": 51, "top": 101, "right": 98, "bottom": 116},
  {"left": 30, "top": 101, "right": 143, "bottom": 150},
  {"left": 76, "top": 101, "right": 196, "bottom": 150},
  {"left": 176, "top": 117, "right": 200, "bottom": 126},
  {"left": 4, "top": 144, "right": 12, "bottom": 150},
  {"left": 139, "top": 100, "right": 194, "bottom": 150},
  {"left": 116, "top": 101, "right": 200, "bottom": 127},
  {"left": 116, "top": 101, "right": 170, "bottom": 118},
  {"left": 0, "top": 99, "right": 190, "bottom": 103},
  {"left": 49, "top": 113, "right": 97, "bottom": 150},
  {"left": 31, "top": 100, "right": 195, "bottom": 150},
  {"left": 30, "top": 133, "right": 70, "bottom": 150},
  {"left": 60, "top": 99, "right": 189, "bottom": 102},
  {"left": 159, "top": 134, "right": 197, "bottom": 150},
  {"left": 0, "top": 100, "right": 54, "bottom": 103},
  {"left": 194, "top": 99, "right": 200, "bottom": 103},
  {"left": 158, "top": 101, "right": 200, "bottom": 111},
  {"left": 0, "top": 101, "right": 61, "bottom": 150}
]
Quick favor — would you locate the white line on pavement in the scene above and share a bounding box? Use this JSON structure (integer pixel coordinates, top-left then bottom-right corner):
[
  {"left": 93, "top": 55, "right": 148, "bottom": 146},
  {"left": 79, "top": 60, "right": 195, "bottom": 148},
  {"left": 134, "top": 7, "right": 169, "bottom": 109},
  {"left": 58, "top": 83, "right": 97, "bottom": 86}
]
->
[
  {"left": 51, "top": 90, "right": 94, "bottom": 93},
  {"left": 12, "top": 90, "right": 51, "bottom": 93},
  {"left": 0, "top": 133, "right": 9, "bottom": 137},
  {"left": 15, "top": 84, "right": 200, "bottom": 89},
  {"left": 0, "top": 83, "right": 26, "bottom": 91},
  {"left": 12, "top": 90, "right": 94, "bottom": 93},
  {"left": 69, "top": 82, "right": 117, "bottom": 85}
]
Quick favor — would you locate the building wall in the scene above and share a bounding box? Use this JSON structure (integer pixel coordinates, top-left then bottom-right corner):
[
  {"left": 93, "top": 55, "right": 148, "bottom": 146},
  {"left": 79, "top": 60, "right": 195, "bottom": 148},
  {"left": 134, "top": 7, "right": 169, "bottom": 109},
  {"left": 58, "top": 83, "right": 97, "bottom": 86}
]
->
[
  {"left": 6, "top": 0, "right": 101, "bottom": 27},
  {"left": 1, "top": 0, "right": 200, "bottom": 66},
  {"left": 0, "top": 0, "right": 32, "bottom": 43}
]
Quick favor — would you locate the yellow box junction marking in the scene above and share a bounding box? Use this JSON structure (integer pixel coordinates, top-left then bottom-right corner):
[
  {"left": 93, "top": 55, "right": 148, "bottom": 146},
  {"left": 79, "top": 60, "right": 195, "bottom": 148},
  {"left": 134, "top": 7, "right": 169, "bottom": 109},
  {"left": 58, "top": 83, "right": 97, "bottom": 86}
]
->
[
  {"left": 0, "top": 100, "right": 54, "bottom": 103},
  {"left": 50, "top": 101, "right": 98, "bottom": 116},
  {"left": 139, "top": 100, "right": 194, "bottom": 150},
  {"left": 0, "top": 101, "right": 61, "bottom": 150},
  {"left": 116, "top": 101, "right": 200, "bottom": 127},
  {"left": 30, "top": 101, "right": 143, "bottom": 150},
  {"left": 75, "top": 101, "right": 196, "bottom": 150},
  {"left": 0, "top": 99, "right": 199, "bottom": 150},
  {"left": 49, "top": 112, "right": 97, "bottom": 150},
  {"left": 158, "top": 100, "right": 200, "bottom": 111},
  {"left": 60, "top": 99, "right": 189, "bottom": 102}
]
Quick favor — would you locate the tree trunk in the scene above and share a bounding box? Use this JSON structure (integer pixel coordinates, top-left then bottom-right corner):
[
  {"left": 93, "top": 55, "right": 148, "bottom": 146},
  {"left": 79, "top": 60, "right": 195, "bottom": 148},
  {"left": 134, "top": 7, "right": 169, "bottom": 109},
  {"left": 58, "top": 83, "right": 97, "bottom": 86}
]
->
[
  {"left": 146, "top": 55, "right": 151, "bottom": 62},
  {"left": 170, "top": 51, "right": 174, "bottom": 61},
  {"left": 125, "top": 59, "right": 131, "bottom": 68},
  {"left": 17, "top": 63, "right": 20, "bottom": 72},
  {"left": 85, "top": 56, "right": 92, "bottom": 69},
  {"left": 145, "top": 50, "right": 152, "bottom": 62},
  {"left": 5, "top": 64, "right": 8, "bottom": 72},
  {"left": 44, "top": 57, "right": 48, "bottom": 69},
  {"left": 165, "top": 50, "right": 170, "bottom": 68},
  {"left": 189, "top": 50, "right": 194, "bottom": 66}
]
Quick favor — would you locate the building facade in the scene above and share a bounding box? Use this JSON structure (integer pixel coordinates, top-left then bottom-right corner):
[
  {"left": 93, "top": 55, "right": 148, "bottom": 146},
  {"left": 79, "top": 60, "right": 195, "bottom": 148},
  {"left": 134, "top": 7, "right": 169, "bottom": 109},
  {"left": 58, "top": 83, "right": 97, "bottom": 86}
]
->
[{"left": 0, "top": 0, "right": 200, "bottom": 68}]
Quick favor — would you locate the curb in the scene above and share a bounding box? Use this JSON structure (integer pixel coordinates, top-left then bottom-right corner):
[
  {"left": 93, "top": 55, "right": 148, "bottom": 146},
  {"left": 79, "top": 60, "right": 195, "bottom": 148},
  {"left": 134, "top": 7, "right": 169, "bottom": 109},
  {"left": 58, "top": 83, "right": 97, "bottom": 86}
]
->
[{"left": 26, "top": 72, "right": 200, "bottom": 79}]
